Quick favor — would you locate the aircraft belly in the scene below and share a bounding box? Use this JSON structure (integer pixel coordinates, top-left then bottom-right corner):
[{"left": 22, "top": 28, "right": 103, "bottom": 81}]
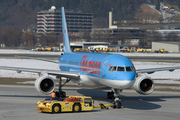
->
[
  {"left": 79, "top": 75, "right": 99, "bottom": 86},
  {"left": 80, "top": 75, "right": 135, "bottom": 89},
  {"left": 100, "top": 79, "right": 135, "bottom": 89}
]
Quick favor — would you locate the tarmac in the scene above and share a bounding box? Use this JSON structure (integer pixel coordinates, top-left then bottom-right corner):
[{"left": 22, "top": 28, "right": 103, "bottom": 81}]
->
[{"left": 0, "top": 85, "right": 180, "bottom": 120}]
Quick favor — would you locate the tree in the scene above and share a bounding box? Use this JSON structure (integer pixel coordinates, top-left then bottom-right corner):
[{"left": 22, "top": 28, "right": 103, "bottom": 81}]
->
[
  {"left": 116, "top": 30, "right": 132, "bottom": 45},
  {"left": 104, "top": 32, "right": 113, "bottom": 43},
  {"left": 39, "top": 33, "right": 58, "bottom": 47},
  {"left": 92, "top": 30, "right": 102, "bottom": 42},
  {"left": 46, "top": 33, "right": 58, "bottom": 46},
  {"left": 178, "top": 1, "right": 180, "bottom": 8},
  {"left": 82, "top": 31, "right": 91, "bottom": 42},
  {"left": 155, "top": 0, "right": 160, "bottom": 10},
  {"left": 0, "top": 0, "right": 142, "bottom": 29},
  {"left": 139, "top": 38, "right": 148, "bottom": 48},
  {"left": 0, "top": 26, "right": 20, "bottom": 47},
  {"left": 57, "top": 33, "right": 63, "bottom": 44},
  {"left": 165, "top": 32, "right": 180, "bottom": 41},
  {"left": 69, "top": 34, "right": 80, "bottom": 42},
  {"left": 150, "top": 31, "right": 163, "bottom": 41},
  {"left": 21, "top": 30, "right": 37, "bottom": 48},
  {"left": 39, "top": 34, "right": 47, "bottom": 46},
  {"left": 138, "top": 32, "right": 148, "bottom": 48},
  {"left": 117, "top": 31, "right": 125, "bottom": 45}
]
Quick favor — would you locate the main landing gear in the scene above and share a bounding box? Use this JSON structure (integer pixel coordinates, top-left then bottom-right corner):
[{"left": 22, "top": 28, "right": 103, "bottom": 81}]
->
[
  {"left": 107, "top": 89, "right": 122, "bottom": 109},
  {"left": 56, "top": 77, "right": 71, "bottom": 99}
]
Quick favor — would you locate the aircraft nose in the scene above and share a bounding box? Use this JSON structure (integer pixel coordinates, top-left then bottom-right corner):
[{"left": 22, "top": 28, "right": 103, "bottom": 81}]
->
[
  {"left": 122, "top": 71, "right": 136, "bottom": 81},
  {"left": 102, "top": 71, "right": 136, "bottom": 89},
  {"left": 120, "top": 72, "right": 136, "bottom": 88},
  {"left": 114, "top": 72, "right": 136, "bottom": 88}
]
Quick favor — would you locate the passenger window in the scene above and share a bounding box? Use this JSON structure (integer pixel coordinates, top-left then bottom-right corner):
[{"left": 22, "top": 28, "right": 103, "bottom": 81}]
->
[{"left": 117, "top": 67, "right": 125, "bottom": 71}]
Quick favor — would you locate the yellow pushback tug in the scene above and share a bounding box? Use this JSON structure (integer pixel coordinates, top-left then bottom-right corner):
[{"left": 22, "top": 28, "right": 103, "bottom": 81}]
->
[{"left": 37, "top": 96, "right": 113, "bottom": 113}]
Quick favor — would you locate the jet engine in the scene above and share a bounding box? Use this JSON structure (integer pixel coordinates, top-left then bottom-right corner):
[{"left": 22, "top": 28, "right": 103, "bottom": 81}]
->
[
  {"left": 35, "top": 75, "right": 55, "bottom": 95},
  {"left": 133, "top": 74, "right": 154, "bottom": 95}
]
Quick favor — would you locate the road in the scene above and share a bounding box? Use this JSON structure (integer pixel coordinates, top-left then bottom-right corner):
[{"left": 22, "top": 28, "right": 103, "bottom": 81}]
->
[{"left": 0, "top": 85, "right": 180, "bottom": 120}]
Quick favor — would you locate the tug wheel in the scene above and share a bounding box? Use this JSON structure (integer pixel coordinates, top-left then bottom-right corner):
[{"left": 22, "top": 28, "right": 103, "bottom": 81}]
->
[
  {"left": 52, "top": 104, "right": 61, "bottom": 113},
  {"left": 73, "top": 104, "right": 81, "bottom": 112}
]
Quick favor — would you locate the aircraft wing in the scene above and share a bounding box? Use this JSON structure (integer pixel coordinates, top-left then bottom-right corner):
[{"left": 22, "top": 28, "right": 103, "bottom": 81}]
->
[
  {"left": 15, "top": 55, "right": 59, "bottom": 63},
  {"left": 0, "top": 66, "right": 80, "bottom": 79},
  {"left": 136, "top": 66, "right": 180, "bottom": 74}
]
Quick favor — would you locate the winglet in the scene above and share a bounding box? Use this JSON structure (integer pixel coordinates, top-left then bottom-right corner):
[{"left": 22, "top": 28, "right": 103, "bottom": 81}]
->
[{"left": 61, "top": 7, "right": 71, "bottom": 53}]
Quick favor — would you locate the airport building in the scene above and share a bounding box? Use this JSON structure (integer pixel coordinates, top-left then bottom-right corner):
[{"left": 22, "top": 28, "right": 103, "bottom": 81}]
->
[
  {"left": 92, "top": 11, "right": 147, "bottom": 46},
  {"left": 92, "top": 28, "right": 146, "bottom": 45},
  {"left": 60, "top": 42, "right": 110, "bottom": 51},
  {"left": 148, "top": 29, "right": 180, "bottom": 37},
  {"left": 37, "top": 6, "right": 93, "bottom": 35},
  {"left": 152, "top": 41, "right": 180, "bottom": 52}
]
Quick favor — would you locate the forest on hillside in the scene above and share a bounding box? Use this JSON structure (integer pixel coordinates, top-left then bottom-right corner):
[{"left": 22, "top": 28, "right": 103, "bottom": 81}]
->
[
  {"left": 0, "top": 0, "right": 179, "bottom": 29},
  {"left": 0, "top": 0, "right": 143, "bottom": 29},
  {"left": 164, "top": 0, "right": 180, "bottom": 6}
]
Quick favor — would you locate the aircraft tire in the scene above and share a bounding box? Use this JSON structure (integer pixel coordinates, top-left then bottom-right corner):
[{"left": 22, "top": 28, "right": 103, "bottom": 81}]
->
[{"left": 113, "top": 100, "right": 122, "bottom": 109}]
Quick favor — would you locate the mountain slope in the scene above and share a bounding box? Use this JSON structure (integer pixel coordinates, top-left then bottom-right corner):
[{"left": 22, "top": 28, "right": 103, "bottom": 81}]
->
[{"left": 135, "top": 3, "right": 163, "bottom": 21}]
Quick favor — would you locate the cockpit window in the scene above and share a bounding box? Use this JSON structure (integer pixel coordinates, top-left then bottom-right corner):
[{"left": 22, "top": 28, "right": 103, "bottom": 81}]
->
[
  {"left": 109, "top": 66, "right": 117, "bottom": 72},
  {"left": 117, "top": 67, "right": 125, "bottom": 71},
  {"left": 109, "top": 66, "right": 135, "bottom": 72},
  {"left": 130, "top": 66, "right": 136, "bottom": 71},
  {"left": 126, "top": 66, "right": 136, "bottom": 72},
  {"left": 109, "top": 66, "right": 113, "bottom": 71},
  {"left": 126, "top": 67, "right": 132, "bottom": 71},
  {"left": 112, "top": 66, "right": 117, "bottom": 71}
]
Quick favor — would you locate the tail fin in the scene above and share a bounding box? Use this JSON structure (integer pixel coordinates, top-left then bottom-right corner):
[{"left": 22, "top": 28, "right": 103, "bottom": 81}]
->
[{"left": 61, "top": 7, "right": 71, "bottom": 53}]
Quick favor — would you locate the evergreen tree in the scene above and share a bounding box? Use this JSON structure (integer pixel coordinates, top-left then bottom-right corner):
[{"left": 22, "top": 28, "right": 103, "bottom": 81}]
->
[{"left": 156, "top": 0, "right": 160, "bottom": 10}]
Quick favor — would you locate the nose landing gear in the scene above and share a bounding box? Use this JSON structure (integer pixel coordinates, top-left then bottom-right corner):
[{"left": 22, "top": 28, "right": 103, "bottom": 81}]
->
[{"left": 107, "top": 89, "right": 122, "bottom": 109}]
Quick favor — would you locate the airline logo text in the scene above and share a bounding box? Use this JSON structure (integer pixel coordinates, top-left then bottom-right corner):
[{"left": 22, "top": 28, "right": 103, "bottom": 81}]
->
[{"left": 80, "top": 55, "right": 101, "bottom": 75}]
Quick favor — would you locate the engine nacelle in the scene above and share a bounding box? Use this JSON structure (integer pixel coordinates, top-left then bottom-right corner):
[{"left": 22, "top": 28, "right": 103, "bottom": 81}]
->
[
  {"left": 133, "top": 74, "right": 154, "bottom": 95},
  {"left": 35, "top": 75, "right": 55, "bottom": 95}
]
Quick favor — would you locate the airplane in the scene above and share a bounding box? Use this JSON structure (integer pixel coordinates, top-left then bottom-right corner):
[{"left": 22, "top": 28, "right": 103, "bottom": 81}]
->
[{"left": 1, "top": 7, "right": 180, "bottom": 108}]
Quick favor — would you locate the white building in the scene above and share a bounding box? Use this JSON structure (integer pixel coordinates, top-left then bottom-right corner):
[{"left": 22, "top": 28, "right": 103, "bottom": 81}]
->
[
  {"left": 152, "top": 41, "right": 180, "bottom": 52},
  {"left": 60, "top": 42, "right": 110, "bottom": 51}
]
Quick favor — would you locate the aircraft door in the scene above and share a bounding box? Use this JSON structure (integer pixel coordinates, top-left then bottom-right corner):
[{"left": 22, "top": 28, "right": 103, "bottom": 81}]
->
[
  {"left": 102, "top": 60, "right": 110, "bottom": 77},
  {"left": 66, "top": 59, "right": 69, "bottom": 71}
]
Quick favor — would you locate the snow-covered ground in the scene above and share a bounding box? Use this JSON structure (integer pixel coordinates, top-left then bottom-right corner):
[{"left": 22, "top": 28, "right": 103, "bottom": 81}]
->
[
  {"left": 0, "top": 59, "right": 59, "bottom": 78},
  {"left": 0, "top": 59, "right": 180, "bottom": 80},
  {"left": 0, "top": 49, "right": 63, "bottom": 55}
]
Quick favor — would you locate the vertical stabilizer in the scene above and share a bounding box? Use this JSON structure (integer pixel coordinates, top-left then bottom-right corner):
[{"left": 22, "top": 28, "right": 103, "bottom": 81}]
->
[{"left": 61, "top": 7, "right": 71, "bottom": 53}]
